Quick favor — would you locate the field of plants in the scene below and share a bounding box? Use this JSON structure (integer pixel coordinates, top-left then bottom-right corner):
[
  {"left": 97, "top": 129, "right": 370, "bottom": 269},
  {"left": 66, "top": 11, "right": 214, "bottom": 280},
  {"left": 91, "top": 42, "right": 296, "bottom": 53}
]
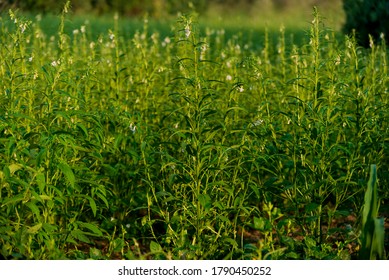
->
[{"left": 0, "top": 4, "right": 388, "bottom": 259}]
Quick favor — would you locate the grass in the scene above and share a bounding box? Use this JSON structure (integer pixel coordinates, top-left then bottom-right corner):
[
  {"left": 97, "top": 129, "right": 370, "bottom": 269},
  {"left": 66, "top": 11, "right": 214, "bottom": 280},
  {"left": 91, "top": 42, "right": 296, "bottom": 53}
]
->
[{"left": 0, "top": 4, "right": 388, "bottom": 260}]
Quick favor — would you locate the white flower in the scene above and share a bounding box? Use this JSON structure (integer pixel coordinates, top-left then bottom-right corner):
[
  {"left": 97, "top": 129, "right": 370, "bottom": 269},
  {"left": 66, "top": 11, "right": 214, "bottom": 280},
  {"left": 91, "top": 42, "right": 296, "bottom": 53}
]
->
[
  {"left": 335, "top": 55, "right": 341, "bottom": 66},
  {"left": 226, "top": 75, "right": 232, "bottom": 81},
  {"left": 19, "top": 23, "right": 27, "bottom": 33},
  {"left": 162, "top": 37, "right": 171, "bottom": 47},
  {"left": 109, "top": 31, "right": 115, "bottom": 41},
  {"left": 250, "top": 119, "right": 264, "bottom": 127},
  {"left": 28, "top": 56, "right": 33, "bottom": 62},
  {"left": 89, "top": 42, "right": 95, "bottom": 49},
  {"left": 129, "top": 123, "right": 136, "bottom": 134},
  {"left": 51, "top": 60, "right": 59, "bottom": 67},
  {"left": 237, "top": 85, "right": 244, "bottom": 92},
  {"left": 184, "top": 28, "right": 191, "bottom": 38}
]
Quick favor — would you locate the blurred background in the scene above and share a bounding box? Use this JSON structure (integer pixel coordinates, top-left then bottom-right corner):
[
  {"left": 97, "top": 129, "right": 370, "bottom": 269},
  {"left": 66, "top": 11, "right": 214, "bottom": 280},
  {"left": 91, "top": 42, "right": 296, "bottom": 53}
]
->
[
  {"left": 0, "top": 0, "right": 387, "bottom": 48},
  {"left": 0, "top": 0, "right": 345, "bottom": 26}
]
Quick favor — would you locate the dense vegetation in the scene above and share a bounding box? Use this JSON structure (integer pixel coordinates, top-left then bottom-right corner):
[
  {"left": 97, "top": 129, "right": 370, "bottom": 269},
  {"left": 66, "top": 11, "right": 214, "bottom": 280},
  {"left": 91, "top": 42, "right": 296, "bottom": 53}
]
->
[
  {"left": 343, "top": 0, "right": 389, "bottom": 47},
  {"left": 0, "top": 4, "right": 388, "bottom": 259}
]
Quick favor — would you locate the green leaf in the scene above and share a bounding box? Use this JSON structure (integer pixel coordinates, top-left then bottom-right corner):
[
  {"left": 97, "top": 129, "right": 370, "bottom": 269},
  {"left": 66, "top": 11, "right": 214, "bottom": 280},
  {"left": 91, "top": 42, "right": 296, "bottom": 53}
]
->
[
  {"left": 253, "top": 216, "right": 272, "bottom": 231},
  {"left": 223, "top": 237, "right": 238, "bottom": 248},
  {"left": 58, "top": 161, "right": 75, "bottom": 188},
  {"left": 79, "top": 222, "right": 103, "bottom": 236},
  {"left": 36, "top": 172, "right": 46, "bottom": 193},
  {"left": 150, "top": 241, "right": 162, "bottom": 253},
  {"left": 305, "top": 202, "right": 320, "bottom": 213},
  {"left": 360, "top": 164, "right": 381, "bottom": 259},
  {"left": 27, "top": 223, "right": 42, "bottom": 234},
  {"left": 8, "top": 163, "right": 22, "bottom": 174},
  {"left": 373, "top": 217, "right": 385, "bottom": 259},
  {"left": 42, "top": 223, "right": 58, "bottom": 233},
  {"left": 198, "top": 194, "right": 212, "bottom": 212},
  {"left": 95, "top": 190, "right": 109, "bottom": 208},
  {"left": 86, "top": 196, "right": 97, "bottom": 217},
  {"left": 2, "top": 193, "right": 25, "bottom": 206},
  {"left": 71, "top": 229, "right": 91, "bottom": 243},
  {"left": 25, "top": 201, "right": 41, "bottom": 221},
  {"left": 76, "top": 123, "right": 88, "bottom": 138}
]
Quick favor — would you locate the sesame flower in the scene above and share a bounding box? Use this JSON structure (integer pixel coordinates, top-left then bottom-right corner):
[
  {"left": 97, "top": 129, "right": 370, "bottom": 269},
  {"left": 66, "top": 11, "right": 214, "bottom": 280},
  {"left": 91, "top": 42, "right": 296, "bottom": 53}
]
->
[
  {"left": 250, "top": 119, "right": 264, "bottom": 128},
  {"left": 184, "top": 27, "right": 191, "bottom": 38},
  {"left": 51, "top": 60, "right": 59, "bottom": 67},
  {"left": 129, "top": 123, "right": 136, "bottom": 134}
]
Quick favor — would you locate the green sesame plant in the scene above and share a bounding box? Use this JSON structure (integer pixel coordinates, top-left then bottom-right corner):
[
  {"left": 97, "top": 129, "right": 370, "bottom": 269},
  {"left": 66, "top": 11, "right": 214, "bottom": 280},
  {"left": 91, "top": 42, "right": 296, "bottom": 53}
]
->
[
  {"left": 0, "top": 4, "right": 387, "bottom": 259},
  {"left": 359, "top": 164, "right": 385, "bottom": 260}
]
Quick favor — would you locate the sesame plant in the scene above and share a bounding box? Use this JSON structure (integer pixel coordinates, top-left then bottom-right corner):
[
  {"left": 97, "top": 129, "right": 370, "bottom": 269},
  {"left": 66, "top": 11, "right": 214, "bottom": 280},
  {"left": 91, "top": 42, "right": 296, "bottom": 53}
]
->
[{"left": 0, "top": 3, "right": 388, "bottom": 260}]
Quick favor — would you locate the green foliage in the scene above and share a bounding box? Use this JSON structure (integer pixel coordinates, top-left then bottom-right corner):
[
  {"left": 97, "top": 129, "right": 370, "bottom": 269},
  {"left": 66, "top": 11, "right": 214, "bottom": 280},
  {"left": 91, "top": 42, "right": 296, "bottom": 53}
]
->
[
  {"left": 342, "top": 0, "right": 389, "bottom": 47},
  {"left": 359, "top": 165, "right": 386, "bottom": 259},
  {"left": 0, "top": 6, "right": 388, "bottom": 259}
]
